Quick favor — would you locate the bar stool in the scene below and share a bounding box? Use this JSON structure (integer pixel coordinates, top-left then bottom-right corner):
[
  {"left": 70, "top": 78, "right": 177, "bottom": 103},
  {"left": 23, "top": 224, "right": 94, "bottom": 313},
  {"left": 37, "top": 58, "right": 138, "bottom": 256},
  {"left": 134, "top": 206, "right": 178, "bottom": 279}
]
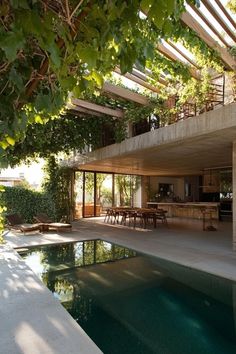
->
[{"left": 201, "top": 207, "right": 217, "bottom": 231}]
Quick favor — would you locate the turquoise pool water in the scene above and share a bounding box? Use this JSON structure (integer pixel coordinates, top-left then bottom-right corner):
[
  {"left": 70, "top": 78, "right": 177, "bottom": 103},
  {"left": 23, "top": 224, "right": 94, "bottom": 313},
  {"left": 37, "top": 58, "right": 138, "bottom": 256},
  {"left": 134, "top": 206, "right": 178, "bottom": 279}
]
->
[{"left": 18, "top": 240, "right": 236, "bottom": 354}]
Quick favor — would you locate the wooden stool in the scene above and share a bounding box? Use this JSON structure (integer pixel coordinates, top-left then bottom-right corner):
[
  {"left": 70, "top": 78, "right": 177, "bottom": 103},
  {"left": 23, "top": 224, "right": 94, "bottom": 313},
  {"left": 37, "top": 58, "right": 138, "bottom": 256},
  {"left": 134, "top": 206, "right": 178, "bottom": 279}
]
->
[{"left": 201, "top": 208, "right": 217, "bottom": 231}]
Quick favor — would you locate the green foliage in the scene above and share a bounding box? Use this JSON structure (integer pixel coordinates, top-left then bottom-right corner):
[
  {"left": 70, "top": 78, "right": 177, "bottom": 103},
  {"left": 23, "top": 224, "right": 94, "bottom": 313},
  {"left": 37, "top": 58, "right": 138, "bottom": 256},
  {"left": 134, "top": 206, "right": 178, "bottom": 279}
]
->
[
  {"left": 229, "top": 46, "right": 236, "bottom": 58},
  {"left": 115, "top": 175, "right": 140, "bottom": 206},
  {"left": 0, "top": 186, "right": 56, "bottom": 223},
  {"left": 42, "top": 156, "right": 73, "bottom": 222},
  {"left": 173, "top": 27, "right": 224, "bottom": 73},
  {"left": 0, "top": 0, "right": 226, "bottom": 167},
  {"left": 0, "top": 0, "right": 187, "bottom": 155},
  {"left": 177, "top": 69, "right": 212, "bottom": 108},
  {"left": 227, "top": 0, "right": 236, "bottom": 13},
  {"left": 1, "top": 111, "right": 122, "bottom": 166}
]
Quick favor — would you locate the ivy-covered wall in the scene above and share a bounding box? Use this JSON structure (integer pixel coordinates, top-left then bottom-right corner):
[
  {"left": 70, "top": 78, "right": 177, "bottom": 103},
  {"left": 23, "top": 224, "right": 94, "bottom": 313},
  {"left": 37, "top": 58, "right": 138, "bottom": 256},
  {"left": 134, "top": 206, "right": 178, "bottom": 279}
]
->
[
  {"left": 42, "top": 156, "right": 74, "bottom": 222},
  {"left": 0, "top": 186, "right": 56, "bottom": 223}
]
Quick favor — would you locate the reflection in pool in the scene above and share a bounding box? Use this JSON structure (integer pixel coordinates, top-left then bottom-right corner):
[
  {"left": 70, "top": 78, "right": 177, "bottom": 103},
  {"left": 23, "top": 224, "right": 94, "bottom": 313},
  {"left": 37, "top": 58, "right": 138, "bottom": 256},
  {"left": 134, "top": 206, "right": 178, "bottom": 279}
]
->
[{"left": 18, "top": 240, "right": 236, "bottom": 354}]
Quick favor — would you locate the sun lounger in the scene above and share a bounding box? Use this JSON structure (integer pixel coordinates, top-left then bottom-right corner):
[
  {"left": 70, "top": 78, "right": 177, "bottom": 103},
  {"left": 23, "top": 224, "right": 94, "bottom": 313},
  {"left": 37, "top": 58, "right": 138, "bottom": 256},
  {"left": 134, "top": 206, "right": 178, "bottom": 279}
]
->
[
  {"left": 5, "top": 213, "right": 41, "bottom": 235},
  {"left": 34, "top": 213, "right": 72, "bottom": 232}
]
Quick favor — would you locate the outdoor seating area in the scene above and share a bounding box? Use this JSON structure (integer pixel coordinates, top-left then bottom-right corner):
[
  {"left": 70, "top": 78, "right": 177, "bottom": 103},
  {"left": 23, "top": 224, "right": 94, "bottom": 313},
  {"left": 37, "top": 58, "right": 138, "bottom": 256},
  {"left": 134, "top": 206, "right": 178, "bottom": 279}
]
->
[
  {"left": 5, "top": 213, "right": 41, "bottom": 235},
  {"left": 5, "top": 213, "right": 72, "bottom": 234},
  {"left": 34, "top": 213, "right": 72, "bottom": 232},
  {"left": 104, "top": 207, "right": 168, "bottom": 229}
]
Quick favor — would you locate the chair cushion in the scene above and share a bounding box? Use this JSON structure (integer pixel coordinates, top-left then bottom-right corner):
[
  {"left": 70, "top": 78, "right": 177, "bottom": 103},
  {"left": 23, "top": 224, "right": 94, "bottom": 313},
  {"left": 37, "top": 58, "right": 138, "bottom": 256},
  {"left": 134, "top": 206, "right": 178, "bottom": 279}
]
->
[{"left": 48, "top": 223, "right": 72, "bottom": 229}]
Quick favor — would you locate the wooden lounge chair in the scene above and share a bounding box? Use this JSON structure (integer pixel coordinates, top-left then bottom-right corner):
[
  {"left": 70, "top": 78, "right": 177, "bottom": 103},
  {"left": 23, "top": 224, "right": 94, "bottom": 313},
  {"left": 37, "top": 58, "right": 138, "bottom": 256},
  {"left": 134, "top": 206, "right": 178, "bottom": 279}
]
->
[
  {"left": 5, "top": 213, "right": 41, "bottom": 235},
  {"left": 34, "top": 213, "right": 72, "bottom": 232}
]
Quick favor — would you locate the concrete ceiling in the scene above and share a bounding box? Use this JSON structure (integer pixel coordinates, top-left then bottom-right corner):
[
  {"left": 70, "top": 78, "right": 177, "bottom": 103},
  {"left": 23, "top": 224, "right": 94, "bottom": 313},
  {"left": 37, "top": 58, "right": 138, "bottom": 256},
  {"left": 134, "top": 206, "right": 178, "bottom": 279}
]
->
[{"left": 67, "top": 104, "right": 236, "bottom": 176}]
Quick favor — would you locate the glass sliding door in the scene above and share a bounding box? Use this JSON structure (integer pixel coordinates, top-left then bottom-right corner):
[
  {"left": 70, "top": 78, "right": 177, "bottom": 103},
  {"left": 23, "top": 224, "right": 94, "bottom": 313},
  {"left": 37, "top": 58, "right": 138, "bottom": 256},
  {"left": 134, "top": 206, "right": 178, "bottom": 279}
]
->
[
  {"left": 114, "top": 174, "right": 141, "bottom": 207},
  {"left": 96, "top": 173, "right": 113, "bottom": 216},
  {"left": 114, "top": 175, "right": 131, "bottom": 207},
  {"left": 84, "top": 172, "right": 95, "bottom": 217},
  {"left": 74, "top": 171, "right": 83, "bottom": 219},
  {"left": 74, "top": 171, "right": 141, "bottom": 218}
]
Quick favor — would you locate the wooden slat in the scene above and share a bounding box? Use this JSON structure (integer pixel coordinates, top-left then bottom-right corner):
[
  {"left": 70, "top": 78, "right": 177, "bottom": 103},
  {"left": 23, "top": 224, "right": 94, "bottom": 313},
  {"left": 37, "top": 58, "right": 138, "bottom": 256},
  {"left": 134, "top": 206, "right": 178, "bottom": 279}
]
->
[
  {"left": 102, "top": 82, "right": 149, "bottom": 105},
  {"left": 133, "top": 68, "right": 167, "bottom": 86},
  {"left": 158, "top": 42, "right": 200, "bottom": 79},
  {"left": 71, "top": 98, "right": 124, "bottom": 118},
  {"left": 181, "top": 11, "right": 236, "bottom": 70},
  {"left": 201, "top": 0, "right": 236, "bottom": 43},
  {"left": 167, "top": 41, "right": 200, "bottom": 67},
  {"left": 187, "top": 2, "right": 230, "bottom": 48},
  {"left": 114, "top": 67, "right": 165, "bottom": 91},
  {"left": 214, "top": 0, "right": 236, "bottom": 31}
]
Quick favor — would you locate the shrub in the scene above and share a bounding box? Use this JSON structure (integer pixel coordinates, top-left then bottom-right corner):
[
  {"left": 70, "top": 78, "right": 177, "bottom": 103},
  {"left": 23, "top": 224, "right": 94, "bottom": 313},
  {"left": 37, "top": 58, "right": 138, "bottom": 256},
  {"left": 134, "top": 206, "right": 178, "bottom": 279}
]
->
[{"left": 0, "top": 186, "right": 56, "bottom": 223}]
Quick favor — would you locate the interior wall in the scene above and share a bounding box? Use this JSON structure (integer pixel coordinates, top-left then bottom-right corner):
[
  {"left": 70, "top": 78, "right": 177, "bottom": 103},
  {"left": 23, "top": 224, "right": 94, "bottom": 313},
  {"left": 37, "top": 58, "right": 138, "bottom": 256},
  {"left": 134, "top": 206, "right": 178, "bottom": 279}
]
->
[
  {"left": 184, "top": 175, "right": 200, "bottom": 202},
  {"left": 149, "top": 176, "right": 185, "bottom": 201}
]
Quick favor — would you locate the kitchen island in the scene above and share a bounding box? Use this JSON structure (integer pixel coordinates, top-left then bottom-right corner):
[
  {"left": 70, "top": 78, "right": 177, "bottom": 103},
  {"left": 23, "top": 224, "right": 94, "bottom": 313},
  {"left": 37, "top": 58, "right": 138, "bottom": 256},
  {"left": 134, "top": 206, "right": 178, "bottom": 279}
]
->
[{"left": 147, "top": 202, "right": 220, "bottom": 219}]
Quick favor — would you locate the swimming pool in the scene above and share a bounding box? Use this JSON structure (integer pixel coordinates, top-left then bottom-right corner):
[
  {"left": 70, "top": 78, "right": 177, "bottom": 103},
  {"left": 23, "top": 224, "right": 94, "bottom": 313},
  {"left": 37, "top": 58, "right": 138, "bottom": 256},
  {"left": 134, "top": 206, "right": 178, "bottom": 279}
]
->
[{"left": 18, "top": 240, "right": 236, "bottom": 354}]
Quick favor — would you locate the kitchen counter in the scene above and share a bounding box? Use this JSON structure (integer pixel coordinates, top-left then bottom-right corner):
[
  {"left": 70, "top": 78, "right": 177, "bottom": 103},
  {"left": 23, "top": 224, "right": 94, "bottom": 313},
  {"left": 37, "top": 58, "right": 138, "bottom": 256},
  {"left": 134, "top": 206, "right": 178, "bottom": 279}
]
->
[{"left": 147, "top": 202, "right": 219, "bottom": 219}]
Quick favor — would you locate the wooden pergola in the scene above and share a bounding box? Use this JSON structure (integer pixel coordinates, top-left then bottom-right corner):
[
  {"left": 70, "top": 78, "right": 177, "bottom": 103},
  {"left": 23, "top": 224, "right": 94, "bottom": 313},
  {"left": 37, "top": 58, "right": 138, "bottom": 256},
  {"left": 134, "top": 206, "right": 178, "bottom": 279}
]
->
[{"left": 69, "top": 1, "right": 236, "bottom": 119}]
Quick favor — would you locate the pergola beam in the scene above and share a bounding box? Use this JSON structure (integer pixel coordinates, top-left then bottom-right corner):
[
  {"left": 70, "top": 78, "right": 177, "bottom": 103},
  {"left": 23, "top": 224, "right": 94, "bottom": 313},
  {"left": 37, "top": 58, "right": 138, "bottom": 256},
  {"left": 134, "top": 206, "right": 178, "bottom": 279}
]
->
[
  {"left": 68, "top": 106, "right": 103, "bottom": 117},
  {"left": 102, "top": 82, "right": 149, "bottom": 105},
  {"left": 133, "top": 68, "right": 167, "bottom": 86},
  {"left": 114, "top": 67, "right": 165, "bottom": 92},
  {"left": 214, "top": 0, "right": 236, "bottom": 32},
  {"left": 187, "top": 2, "right": 230, "bottom": 48},
  {"left": 71, "top": 98, "right": 124, "bottom": 118},
  {"left": 201, "top": 0, "right": 236, "bottom": 43},
  {"left": 158, "top": 42, "right": 200, "bottom": 79},
  {"left": 167, "top": 40, "right": 200, "bottom": 67},
  {"left": 181, "top": 11, "right": 236, "bottom": 70}
]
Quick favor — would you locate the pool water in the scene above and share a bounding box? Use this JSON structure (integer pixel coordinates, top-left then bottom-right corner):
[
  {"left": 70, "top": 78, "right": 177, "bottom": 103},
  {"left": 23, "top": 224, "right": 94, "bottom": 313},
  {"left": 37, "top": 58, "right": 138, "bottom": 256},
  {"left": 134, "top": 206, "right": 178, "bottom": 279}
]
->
[{"left": 18, "top": 240, "right": 236, "bottom": 354}]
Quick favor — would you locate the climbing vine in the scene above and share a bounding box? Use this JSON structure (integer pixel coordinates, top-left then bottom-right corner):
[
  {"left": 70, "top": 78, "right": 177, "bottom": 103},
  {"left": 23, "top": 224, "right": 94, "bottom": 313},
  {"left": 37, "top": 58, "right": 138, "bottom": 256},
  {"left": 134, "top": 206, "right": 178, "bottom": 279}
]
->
[
  {"left": 227, "top": 0, "right": 236, "bottom": 13},
  {"left": 0, "top": 0, "right": 190, "bottom": 158},
  {"left": 42, "top": 156, "right": 74, "bottom": 222},
  {"left": 0, "top": 0, "right": 231, "bottom": 168}
]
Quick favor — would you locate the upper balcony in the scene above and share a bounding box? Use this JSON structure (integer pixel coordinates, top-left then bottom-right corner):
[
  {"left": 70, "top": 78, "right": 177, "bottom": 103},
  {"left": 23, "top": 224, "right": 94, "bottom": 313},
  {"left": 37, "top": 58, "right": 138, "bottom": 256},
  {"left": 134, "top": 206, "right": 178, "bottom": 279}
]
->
[{"left": 65, "top": 101, "right": 236, "bottom": 176}]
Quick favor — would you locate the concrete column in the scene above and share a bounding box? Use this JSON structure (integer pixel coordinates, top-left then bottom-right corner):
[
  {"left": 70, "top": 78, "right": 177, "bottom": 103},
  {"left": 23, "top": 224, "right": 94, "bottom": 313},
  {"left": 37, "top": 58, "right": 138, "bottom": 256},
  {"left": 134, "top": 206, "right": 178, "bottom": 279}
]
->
[
  {"left": 141, "top": 176, "right": 149, "bottom": 208},
  {"left": 233, "top": 141, "right": 236, "bottom": 251}
]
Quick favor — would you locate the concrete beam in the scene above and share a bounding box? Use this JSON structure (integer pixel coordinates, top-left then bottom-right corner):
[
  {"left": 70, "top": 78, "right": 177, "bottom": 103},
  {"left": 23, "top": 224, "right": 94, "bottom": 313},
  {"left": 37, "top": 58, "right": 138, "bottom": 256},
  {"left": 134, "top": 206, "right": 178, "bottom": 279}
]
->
[
  {"left": 71, "top": 98, "right": 124, "bottom": 118},
  {"left": 102, "top": 82, "right": 149, "bottom": 105},
  {"left": 68, "top": 105, "right": 103, "bottom": 117},
  {"left": 67, "top": 103, "right": 236, "bottom": 176}
]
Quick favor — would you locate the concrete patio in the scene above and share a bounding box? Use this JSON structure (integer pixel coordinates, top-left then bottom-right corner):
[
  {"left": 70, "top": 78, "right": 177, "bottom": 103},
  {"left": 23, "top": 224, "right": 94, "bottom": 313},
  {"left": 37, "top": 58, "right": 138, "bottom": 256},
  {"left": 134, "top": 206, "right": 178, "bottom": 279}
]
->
[{"left": 1, "top": 217, "right": 236, "bottom": 354}]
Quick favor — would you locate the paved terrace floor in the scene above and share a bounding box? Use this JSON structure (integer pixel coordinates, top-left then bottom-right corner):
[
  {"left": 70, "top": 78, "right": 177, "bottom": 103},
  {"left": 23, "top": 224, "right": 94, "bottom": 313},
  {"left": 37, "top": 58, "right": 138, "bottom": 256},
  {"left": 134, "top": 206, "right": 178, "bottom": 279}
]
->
[{"left": 1, "top": 217, "right": 236, "bottom": 354}]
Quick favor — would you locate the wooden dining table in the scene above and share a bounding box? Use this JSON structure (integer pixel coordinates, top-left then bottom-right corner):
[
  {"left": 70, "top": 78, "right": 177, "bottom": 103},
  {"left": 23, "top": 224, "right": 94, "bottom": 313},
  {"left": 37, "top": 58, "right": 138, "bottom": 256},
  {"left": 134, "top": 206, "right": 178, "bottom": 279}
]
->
[{"left": 104, "top": 207, "right": 167, "bottom": 228}]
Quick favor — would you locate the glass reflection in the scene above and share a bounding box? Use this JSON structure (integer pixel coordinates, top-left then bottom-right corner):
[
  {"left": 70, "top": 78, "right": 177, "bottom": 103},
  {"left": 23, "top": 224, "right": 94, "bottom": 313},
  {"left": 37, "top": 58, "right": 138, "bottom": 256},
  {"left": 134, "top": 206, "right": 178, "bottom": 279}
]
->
[
  {"left": 18, "top": 241, "right": 236, "bottom": 354},
  {"left": 19, "top": 240, "right": 136, "bottom": 324}
]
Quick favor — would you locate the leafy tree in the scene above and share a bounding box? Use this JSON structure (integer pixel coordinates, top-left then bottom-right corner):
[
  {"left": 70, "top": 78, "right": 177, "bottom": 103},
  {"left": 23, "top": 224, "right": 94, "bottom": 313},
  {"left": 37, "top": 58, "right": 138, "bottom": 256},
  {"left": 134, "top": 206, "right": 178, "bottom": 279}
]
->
[{"left": 0, "top": 0, "right": 198, "bottom": 162}]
